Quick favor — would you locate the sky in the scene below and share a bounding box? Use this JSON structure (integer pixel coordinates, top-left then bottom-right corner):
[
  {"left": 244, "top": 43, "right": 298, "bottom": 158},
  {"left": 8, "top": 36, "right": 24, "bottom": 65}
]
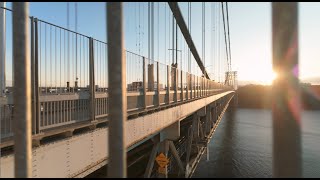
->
[{"left": 3, "top": 2, "right": 320, "bottom": 86}]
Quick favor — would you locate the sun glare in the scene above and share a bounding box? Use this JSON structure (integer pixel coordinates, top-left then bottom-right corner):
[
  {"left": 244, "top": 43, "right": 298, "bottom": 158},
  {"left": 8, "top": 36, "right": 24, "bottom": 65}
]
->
[
  {"left": 271, "top": 71, "right": 278, "bottom": 81},
  {"left": 255, "top": 70, "right": 278, "bottom": 85},
  {"left": 263, "top": 70, "right": 278, "bottom": 85}
]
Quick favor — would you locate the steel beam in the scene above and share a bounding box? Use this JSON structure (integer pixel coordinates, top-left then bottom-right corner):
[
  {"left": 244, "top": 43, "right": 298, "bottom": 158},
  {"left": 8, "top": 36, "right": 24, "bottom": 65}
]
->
[
  {"left": 157, "top": 140, "right": 169, "bottom": 178},
  {"left": 107, "top": 2, "right": 127, "bottom": 178},
  {"left": 168, "top": 2, "right": 210, "bottom": 79},
  {"left": 272, "top": 2, "right": 301, "bottom": 178},
  {"left": 169, "top": 141, "right": 185, "bottom": 173},
  {"left": 12, "top": 2, "right": 32, "bottom": 178},
  {"left": 144, "top": 141, "right": 160, "bottom": 178}
]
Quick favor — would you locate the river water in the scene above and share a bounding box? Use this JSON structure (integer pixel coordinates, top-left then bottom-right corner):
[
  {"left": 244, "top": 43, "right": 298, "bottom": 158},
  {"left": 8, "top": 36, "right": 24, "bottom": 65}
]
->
[{"left": 192, "top": 108, "right": 320, "bottom": 178}]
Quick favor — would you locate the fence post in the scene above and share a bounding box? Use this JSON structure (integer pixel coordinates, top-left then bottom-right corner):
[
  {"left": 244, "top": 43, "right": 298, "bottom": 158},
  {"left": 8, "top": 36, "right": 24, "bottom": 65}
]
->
[
  {"left": 180, "top": 70, "right": 183, "bottom": 101},
  {"left": 186, "top": 72, "right": 189, "bottom": 100},
  {"left": 30, "top": 16, "right": 38, "bottom": 135},
  {"left": 190, "top": 74, "right": 192, "bottom": 99},
  {"left": 89, "top": 38, "right": 95, "bottom": 121},
  {"left": 157, "top": 62, "right": 160, "bottom": 107},
  {"left": 167, "top": 65, "right": 170, "bottom": 104},
  {"left": 143, "top": 57, "right": 147, "bottom": 109},
  {"left": 174, "top": 68, "right": 177, "bottom": 103},
  {"left": 34, "top": 18, "right": 40, "bottom": 134}
]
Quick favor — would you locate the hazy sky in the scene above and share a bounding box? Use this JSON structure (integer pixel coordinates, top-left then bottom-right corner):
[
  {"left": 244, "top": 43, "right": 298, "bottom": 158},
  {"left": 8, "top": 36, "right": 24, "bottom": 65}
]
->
[{"left": 3, "top": 2, "right": 320, "bottom": 85}]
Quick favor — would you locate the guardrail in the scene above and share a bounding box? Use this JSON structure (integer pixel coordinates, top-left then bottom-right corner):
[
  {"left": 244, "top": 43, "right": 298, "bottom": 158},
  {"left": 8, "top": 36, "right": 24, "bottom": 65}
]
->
[{"left": 0, "top": 9, "right": 233, "bottom": 141}]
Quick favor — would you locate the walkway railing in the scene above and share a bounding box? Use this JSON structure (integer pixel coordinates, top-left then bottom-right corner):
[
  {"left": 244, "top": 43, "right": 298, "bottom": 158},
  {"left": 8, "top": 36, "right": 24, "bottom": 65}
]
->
[{"left": 0, "top": 8, "right": 233, "bottom": 141}]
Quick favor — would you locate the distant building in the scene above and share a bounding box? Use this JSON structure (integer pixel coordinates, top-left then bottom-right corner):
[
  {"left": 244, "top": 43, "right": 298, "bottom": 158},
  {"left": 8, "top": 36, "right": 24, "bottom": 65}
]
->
[{"left": 127, "top": 81, "right": 143, "bottom": 91}]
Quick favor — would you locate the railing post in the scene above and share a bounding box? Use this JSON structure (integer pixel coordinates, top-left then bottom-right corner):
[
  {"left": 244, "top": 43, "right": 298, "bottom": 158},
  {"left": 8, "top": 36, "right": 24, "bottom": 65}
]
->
[
  {"left": 30, "top": 16, "right": 36, "bottom": 135},
  {"left": 147, "top": 62, "right": 154, "bottom": 92},
  {"left": 202, "top": 78, "right": 204, "bottom": 97},
  {"left": 193, "top": 75, "right": 195, "bottom": 98},
  {"left": 196, "top": 76, "right": 198, "bottom": 98},
  {"left": 89, "top": 37, "right": 95, "bottom": 121},
  {"left": 34, "top": 18, "right": 40, "bottom": 134},
  {"left": 206, "top": 79, "right": 208, "bottom": 96},
  {"left": 204, "top": 79, "right": 207, "bottom": 96},
  {"left": 30, "top": 16, "right": 35, "bottom": 133},
  {"left": 195, "top": 76, "right": 198, "bottom": 98},
  {"left": 157, "top": 62, "right": 160, "bottom": 107},
  {"left": 174, "top": 68, "right": 177, "bottom": 103},
  {"left": 12, "top": 2, "right": 32, "bottom": 177},
  {"left": 180, "top": 69, "right": 183, "bottom": 101},
  {"left": 186, "top": 72, "right": 189, "bottom": 100},
  {"left": 143, "top": 57, "right": 147, "bottom": 109},
  {"left": 200, "top": 78, "right": 202, "bottom": 97},
  {"left": 190, "top": 74, "right": 192, "bottom": 99},
  {"left": 166, "top": 65, "right": 170, "bottom": 104}
]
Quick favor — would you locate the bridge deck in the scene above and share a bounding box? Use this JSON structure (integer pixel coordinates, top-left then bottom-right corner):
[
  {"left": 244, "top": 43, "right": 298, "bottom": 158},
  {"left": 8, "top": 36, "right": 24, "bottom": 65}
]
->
[{"left": 0, "top": 91, "right": 233, "bottom": 178}]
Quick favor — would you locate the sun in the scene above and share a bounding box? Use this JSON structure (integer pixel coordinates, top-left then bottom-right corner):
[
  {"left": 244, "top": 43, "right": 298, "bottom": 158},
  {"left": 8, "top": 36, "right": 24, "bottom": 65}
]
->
[
  {"left": 263, "top": 70, "right": 277, "bottom": 85},
  {"left": 271, "top": 71, "right": 278, "bottom": 82}
]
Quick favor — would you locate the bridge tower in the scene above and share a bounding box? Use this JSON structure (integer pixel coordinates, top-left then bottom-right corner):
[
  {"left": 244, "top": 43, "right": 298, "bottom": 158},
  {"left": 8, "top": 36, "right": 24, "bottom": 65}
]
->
[{"left": 225, "top": 71, "right": 238, "bottom": 106}]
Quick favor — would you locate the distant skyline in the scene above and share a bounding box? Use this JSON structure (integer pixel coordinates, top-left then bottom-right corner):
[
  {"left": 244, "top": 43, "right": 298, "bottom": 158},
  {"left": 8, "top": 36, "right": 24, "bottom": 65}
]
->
[{"left": 3, "top": 2, "right": 320, "bottom": 86}]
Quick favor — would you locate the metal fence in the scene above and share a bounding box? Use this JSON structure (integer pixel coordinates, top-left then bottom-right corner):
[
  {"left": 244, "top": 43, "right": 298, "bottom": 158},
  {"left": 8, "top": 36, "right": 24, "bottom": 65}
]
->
[{"left": 0, "top": 8, "right": 233, "bottom": 141}]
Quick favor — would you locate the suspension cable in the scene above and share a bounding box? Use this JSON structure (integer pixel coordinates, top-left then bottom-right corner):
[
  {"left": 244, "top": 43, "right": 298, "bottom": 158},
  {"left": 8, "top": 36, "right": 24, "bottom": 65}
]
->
[
  {"left": 210, "top": 2, "right": 212, "bottom": 79},
  {"left": 157, "top": 3, "right": 159, "bottom": 62},
  {"left": 135, "top": 3, "right": 137, "bottom": 53},
  {"left": 165, "top": 3, "right": 167, "bottom": 65},
  {"left": 189, "top": 2, "right": 192, "bottom": 73},
  {"left": 226, "top": 2, "right": 232, "bottom": 71},
  {"left": 187, "top": 2, "right": 190, "bottom": 72},
  {"left": 218, "top": 3, "right": 221, "bottom": 83},
  {"left": 202, "top": 2, "right": 205, "bottom": 69},
  {"left": 221, "top": 2, "right": 230, "bottom": 73}
]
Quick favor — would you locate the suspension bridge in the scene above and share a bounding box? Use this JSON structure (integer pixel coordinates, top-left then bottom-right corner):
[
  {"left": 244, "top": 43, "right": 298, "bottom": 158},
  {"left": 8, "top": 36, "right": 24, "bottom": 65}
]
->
[{"left": 0, "top": 2, "right": 302, "bottom": 178}]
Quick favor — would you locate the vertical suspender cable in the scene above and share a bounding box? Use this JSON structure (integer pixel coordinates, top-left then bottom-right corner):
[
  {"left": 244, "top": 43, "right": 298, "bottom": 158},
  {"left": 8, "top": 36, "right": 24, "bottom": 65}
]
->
[
  {"left": 187, "top": 2, "right": 190, "bottom": 73},
  {"left": 148, "top": 2, "right": 150, "bottom": 61},
  {"left": 165, "top": 3, "right": 167, "bottom": 65},
  {"left": 210, "top": 2, "right": 214, "bottom": 79},
  {"left": 218, "top": 3, "right": 221, "bottom": 83},
  {"left": 55, "top": 27, "right": 57, "bottom": 91},
  {"left": 202, "top": 2, "right": 205, "bottom": 68},
  {"left": 226, "top": 2, "right": 231, "bottom": 71},
  {"left": 45, "top": 24, "right": 47, "bottom": 92},
  {"left": 175, "top": 15, "right": 177, "bottom": 65},
  {"left": 151, "top": 2, "right": 154, "bottom": 63},
  {"left": 60, "top": 29, "right": 62, "bottom": 91},
  {"left": 157, "top": 3, "right": 159, "bottom": 62},
  {"left": 50, "top": 26, "right": 52, "bottom": 90},
  {"left": 0, "top": 2, "right": 6, "bottom": 97},
  {"left": 172, "top": 12, "right": 174, "bottom": 65}
]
